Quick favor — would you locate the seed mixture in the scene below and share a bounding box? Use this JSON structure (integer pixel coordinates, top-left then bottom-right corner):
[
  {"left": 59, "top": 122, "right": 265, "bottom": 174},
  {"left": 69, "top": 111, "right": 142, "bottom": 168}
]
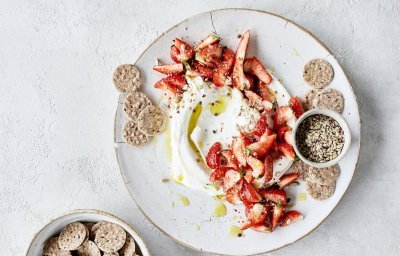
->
[
  {"left": 296, "top": 114, "right": 344, "bottom": 163},
  {"left": 42, "top": 221, "right": 140, "bottom": 256}
]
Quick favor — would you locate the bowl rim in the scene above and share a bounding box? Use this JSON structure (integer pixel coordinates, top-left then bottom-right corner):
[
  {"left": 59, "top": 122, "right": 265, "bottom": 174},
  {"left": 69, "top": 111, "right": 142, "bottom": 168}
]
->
[
  {"left": 25, "top": 209, "right": 151, "bottom": 256},
  {"left": 292, "top": 108, "right": 352, "bottom": 168}
]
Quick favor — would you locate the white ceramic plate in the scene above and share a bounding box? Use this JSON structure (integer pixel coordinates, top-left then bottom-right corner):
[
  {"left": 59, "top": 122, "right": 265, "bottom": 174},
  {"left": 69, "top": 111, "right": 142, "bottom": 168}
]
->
[
  {"left": 26, "top": 209, "right": 150, "bottom": 256},
  {"left": 114, "top": 9, "right": 360, "bottom": 255}
]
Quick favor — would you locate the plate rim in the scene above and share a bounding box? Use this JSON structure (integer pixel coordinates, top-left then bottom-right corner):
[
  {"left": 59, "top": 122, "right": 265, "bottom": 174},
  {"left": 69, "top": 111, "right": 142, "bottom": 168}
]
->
[{"left": 113, "top": 8, "right": 361, "bottom": 255}]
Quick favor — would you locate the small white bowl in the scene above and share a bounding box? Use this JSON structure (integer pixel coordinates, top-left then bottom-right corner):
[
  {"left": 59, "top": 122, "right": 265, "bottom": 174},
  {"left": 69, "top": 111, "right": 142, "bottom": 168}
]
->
[
  {"left": 292, "top": 108, "right": 351, "bottom": 168},
  {"left": 26, "top": 209, "right": 151, "bottom": 256}
]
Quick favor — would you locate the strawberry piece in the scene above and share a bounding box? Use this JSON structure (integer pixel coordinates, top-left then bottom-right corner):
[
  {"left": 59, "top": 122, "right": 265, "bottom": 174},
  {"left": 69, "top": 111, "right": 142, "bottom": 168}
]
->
[
  {"left": 226, "top": 179, "right": 243, "bottom": 205},
  {"left": 209, "top": 167, "right": 233, "bottom": 183},
  {"left": 273, "top": 106, "right": 294, "bottom": 129},
  {"left": 247, "top": 203, "right": 268, "bottom": 225},
  {"left": 243, "top": 57, "right": 272, "bottom": 85},
  {"left": 243, "top": 168, "right": 254, "bottom": 183},
  {"left": 280, "top": 210, "right": 304, "bottom": 227},
  {"left": 154, "top": 75, "right": 186, "bottom": 97},
  {"left": 247, "top": 156, "right": 265, "bottom": 179},
  {"left": 257, "top": 81, "right": 275, "bottom": 103},
  {"left": 250, "top": 224, "right": 272, "bottom": 233},
  {"left": 185, "top": 69, "right": 202, "bottom": 77},
  {"left": 247, "top": 133, "right": 277, "bottom": 159},
  {"left": 162, "top": 74, "right": 186, "bottom": 89},
  {"left": 278, "top": 173, "right": 299, "bottom": 188},
  {"left": 194, "top": 33, "right": 221, "bottom": 51},
  {"left": 259, "top": 187, "right": 287, "bottom": 206},
  {"left": 232, "top": 137, "right": 247, "bottom": 167},
  {"left": 284, "top": 129, "right": 294, "bottom": 146},
  {"left": 153, "top": 63, "right": 184, "bottom": 75},
  {"left": 263, "top": 155, "right": 274, "bottom": 183},
  {"left": 289, "top": 96, "right": 303, "bottom": 118},
  {"left": 223, "top": 169, "right": 241, "bottom": 192},
  {"left": 232, "top": 30, "right": 251, "bottom": 90},
  {"left": 252, "top": 115, "right": 273, "bottom": 137},
  {"left": 245, "top": 74, "right": 255, "bottom": 88},
  {"left": 206, "top": 142, "right": 221, "bottom": 169},
  {"left": 220, "top": 149, "right": 239, "bottom": 170},
  {"left": 272, "top": 204, "right": 285, "bottom": 231},
  {"left": 170, "top": 38, "right": 194, "bottom": 63},
  {"left": 240, "top": 180, "right": 262, "bottom": 203},
  {"left": 277, "top": 126, "right": 294, "bottom": 146},
  {"left": 213, "top": 48, "right": 235, "bottom": 87},
  {"left": 195, "top": 43, "right": 223, "bottom": 68},
  {"left": 194, "top": 61, "right": 214, "bottom": 79},
  {"left": 244, "top": 90, "right": 273, "bottom": 112},
  {"left": 277, "top": 141, "right": 295, "bottom": 160}
]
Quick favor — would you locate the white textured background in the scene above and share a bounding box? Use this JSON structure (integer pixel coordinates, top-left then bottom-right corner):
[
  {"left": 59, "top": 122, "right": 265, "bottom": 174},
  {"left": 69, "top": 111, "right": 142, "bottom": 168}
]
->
[{"left": 0, "top": 1, "right": 399, "bottom": 255}]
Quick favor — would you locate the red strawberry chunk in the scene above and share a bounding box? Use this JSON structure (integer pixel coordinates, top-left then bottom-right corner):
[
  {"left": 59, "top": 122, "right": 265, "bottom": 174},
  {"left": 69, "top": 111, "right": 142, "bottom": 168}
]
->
[
  {"left": 206, "top": 142, "right": 221, "bottom": 169},
  {"left": 232, "top": 30, "right": 251, "bottom": 90},
  {"left": 213, "top": 48, "right": 235, "bottom": 87},
  {"left": 259, "top": 187, "right": 287, "bottom": 206},
  {"left": 170, "top": 38, "right": 194, "bottom": 63},
  {"left": 247, "top": 203, "right": 268, "bottom": 225},
  {"left": 272, "top": 204, "right": 285, "bottom": 231},
  {"left": 195, "top": 43, "right": 223, "bottom": 68},
  {"left": 257, "top": 81, "right": 276, "bottom": 103},
  {"left": 280, "top": 210, "right": 304, "bottom": 227},
  {"left": 153, "top": 63, "right": 184, "bottom": 75},
  {"left": 240, "top": 180, "right": 262, "bottom": 203},
  {"left": 277, "top": 141, "right": 295, "bottom": 160},
  {"left": 247, "top": 133, "right": 277, "bottom": 159},
  {"left": 273, "top": 106, "right": 294, "bottom": 129},
  {"left": 250, "top": 224, "right": 272, "bottom": 233},
  {"left": 194, "top": 33, "right": 221, "bottom": 51},
  {"left": 194, "top": 61, "right": 214, "bottom": 79},
  {"left": 252, "top": 115, "right": 272, "bottom": 137},
  {"left": 209, "top": 167, "right": 233, "bottom": 183},
  {"left": 246, "top": 156, "right": 265, "bottom": 179},
  {"left": 226, "top": 179, "right": 243, "bottom": 205},
  {"left": 263, "top": 155, "right": 274, "bottom": 183},
  {"left": 244, "top": 90, "right": 273, "bottom": 112},
  {"left": 289, "top": 96, "right": 303, "bottom": 118},
  {"left": 278, "top": 173, "right": 299, "bottom": 188},
  {"left": 243, "top": 57, "right": 272, "bottom": 85},
  {"left": 223, "top": 169, "right": 241, "bottom": 192},
  {"left": 232, "top": 137, "right": 247, "bottom": 167},
  {"left": 220, "top": 149, "right": 239, "bottom": 170}
]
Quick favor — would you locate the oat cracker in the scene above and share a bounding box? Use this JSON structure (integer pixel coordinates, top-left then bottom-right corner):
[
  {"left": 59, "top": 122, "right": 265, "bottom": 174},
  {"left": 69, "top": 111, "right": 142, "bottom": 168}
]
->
[
  {"left": 313, "top": 88, "right": 344, "bottom": 113},
  {"left": 123, "top": 92, "right": 152, "bottom": 122},
  {"left": 307, "top": 164, "right": 340, "bottom": 185},
  {"left": 90, "top": 221, "right": 109, "bottom": 241},
  {"left": 306, "top": 181, "right": 335, "bottom": 200},
  {"left": 290, "top": 160, "right": 311, "bottom": 181},
  {"left": 77, "top": 240, "right": 101, "bottom": 256},
  {"left": 104, "top": 253, "right": 120, "bottom": 256},
  {"left": 58, "top": 222, "right": 87, "bottom": 251},
  {"left": 137, "top": 105, "right": 166, "bottom": 136},
  {"left": 113, "top": 64, "right": 142, "bottom": 93},
  {"left": 94, "top": 222, "right": 127, "bottom": 253},
  {"left": 303, "top": 59, "right": 334, "bottom": 88},
  {"left": 43, "top": 237, "right": 72, "bottom": 256},
  {"left": 119, "top": 235, "right": 136, "bottom": 256},
  {"left": 123, "top": 120, "right": 150, "bottom": 147}
]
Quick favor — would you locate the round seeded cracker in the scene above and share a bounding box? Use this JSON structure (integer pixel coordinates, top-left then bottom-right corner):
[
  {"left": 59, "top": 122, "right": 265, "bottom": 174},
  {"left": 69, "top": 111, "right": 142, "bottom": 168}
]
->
[
  {"left": 123, "top": 120, "right": 150, "bottom": 147},
  {"left": 77, "top": 240, "right": 101, "bottom": 256},
  {"left": 123, "top": 92, "right": 152, "bottom": 122},
  {"left": 307, "top": 164, "right": 340, "bottom": 185},
  {"left": 119, "top": 235, "right": 136, "bottom": 256},
  {"left": 290, "top": 160, "right": 311, "bottom": 181},
  {"left": 113, "top": 64, "right": 142, "bottom": 93},
  {"left": 58, "top": 222, "right": 87, "bottom": 251},
  {"left": 104, "top": 253, "right": 120, "bottom": 256},
  {"left": 94, "top": 222, "right": 126, "bottom": 253},
  {"left": 90, "top": 221, "right": 109, "bottom": 241},
  {"left": 303, "top": 88, "right": 322, "bottom": 111},
  {"left": 137, "top": 105, "right": 166, "bottom": 136},
  {"left": 303, "top": 59, "right": 334, "bottom": 88},
  {"left": 313, "top": 88, "right": 344, "bottom": 113},
  {"left": 43, "top": 237, "right": 72, "bottom": 256},
  {"left": 306, "top": 181, "right": 336, "bottom": 200}
]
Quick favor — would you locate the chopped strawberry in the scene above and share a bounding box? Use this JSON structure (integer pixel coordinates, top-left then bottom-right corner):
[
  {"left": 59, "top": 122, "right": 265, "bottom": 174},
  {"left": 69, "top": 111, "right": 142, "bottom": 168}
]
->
[
  {"left": 257, "top": 81, "right": 275, "bottom": 103},
  {"left": 246, "top": 156, "right": 265, "bottom": 179},
  {"left": 206, "top": 142, "right": 221, "bottom": 169},
  {"left": 279, "top": 210, "right": 304, "bottom": 227},
  {"left": 213, "top": 48, "right": 235, "bottom": 87},
  {"left": 250, "top": 224, "right": 272, "bottom": 233},
  {"left": 259, "top": 188, "right": 287, "bottom": 206},
  {"left": 284, "top": 129, "right": 294, "bottom": 145},
  {"left": 209, "top": 167, "right": 233, "bottom": 183},
  {"left": 263, "top": 155, "right": 274, "bottom": 183},
  {"left": 232, "top": 137, "right": 247, "bottom": 167},
  {"left": 162, "top": 74, "right": 186, "bottom": 89},
  {"left": 232, "top": 30, "right": 251, "bottom": 90},
  {"left": 170, "top": 38, "right": 194, "bottom": 63},
  {"left": 277, "top": 141, "right": 295, "bottom": 160},
  {"left": 277, "top": 126, "right": 294, "bottom": 146},
  {"left": 240, "top": 132, "right": 253, "bottom": 147},
  {"left": 194, "top": 33, "right": 221, "bottom": 51},
  {"left": 273, "top": 106, "right": 294, "bottom": 129},
  {"left": 195, "top": 43, "right": 223, "bottom": 68},
  {"left": 244, "top": 90, "right": 273, "bottom": 112},
  {"left": 226, "top": 179, "right": 243, "bottom": 205},
  {"left": 185, "top": 69, "right": 202, "bottom": 77},
  {"left": 153, "top": 63, "right": 184, "bottom": 75},
  {"left": 252, "top": 115, "right": 273, "bottom": 137},
  {"left": 223, "top": 169, "right": 241, "bottom": 192},
  {"left": 194, "top": 61, "right": 214, "bottom": 79},
  {"left": 243, "top": 57, "right": 272, "bottom": 85},
  {"left": 154, "top": 75, "right": 186, "bottom": 97},
  {"left": 272, "top": 204, "right": 285, "bottom": 231},
  {"left": 278, "top": 173, "right": 299, "bottom": 188},
  {"left": 243, "top": 168, "right": 254, "bottom": 183},
  {"left": 240, "top": 220, "right": 253, "bottom": 231},
  {"left": 245, "top": 74, "right": 255, "bottom": 88},
  {"left": 289, "top": 96, "right": 303, "bottom": 118},
  {"left": 220, "top": 149, "right": 239, "bottom": 170},
  {"left": 240, "top": 180, "right": 262, "bottom": 203},
  {"left": 247, "top": 203, "right": 268, "bottom": 225},
  {"left": 247, "top": 133, "right": 277, "bottom": 159}
]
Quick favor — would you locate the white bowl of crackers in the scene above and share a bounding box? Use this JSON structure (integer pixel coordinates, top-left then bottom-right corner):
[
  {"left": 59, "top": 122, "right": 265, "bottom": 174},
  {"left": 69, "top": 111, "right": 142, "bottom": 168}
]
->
[
  {"left": 26, "top": 209, "right": 150, "bottom": 256},
  {"left": 292, "top": 108, "right": 351, "bottom": 169}
]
